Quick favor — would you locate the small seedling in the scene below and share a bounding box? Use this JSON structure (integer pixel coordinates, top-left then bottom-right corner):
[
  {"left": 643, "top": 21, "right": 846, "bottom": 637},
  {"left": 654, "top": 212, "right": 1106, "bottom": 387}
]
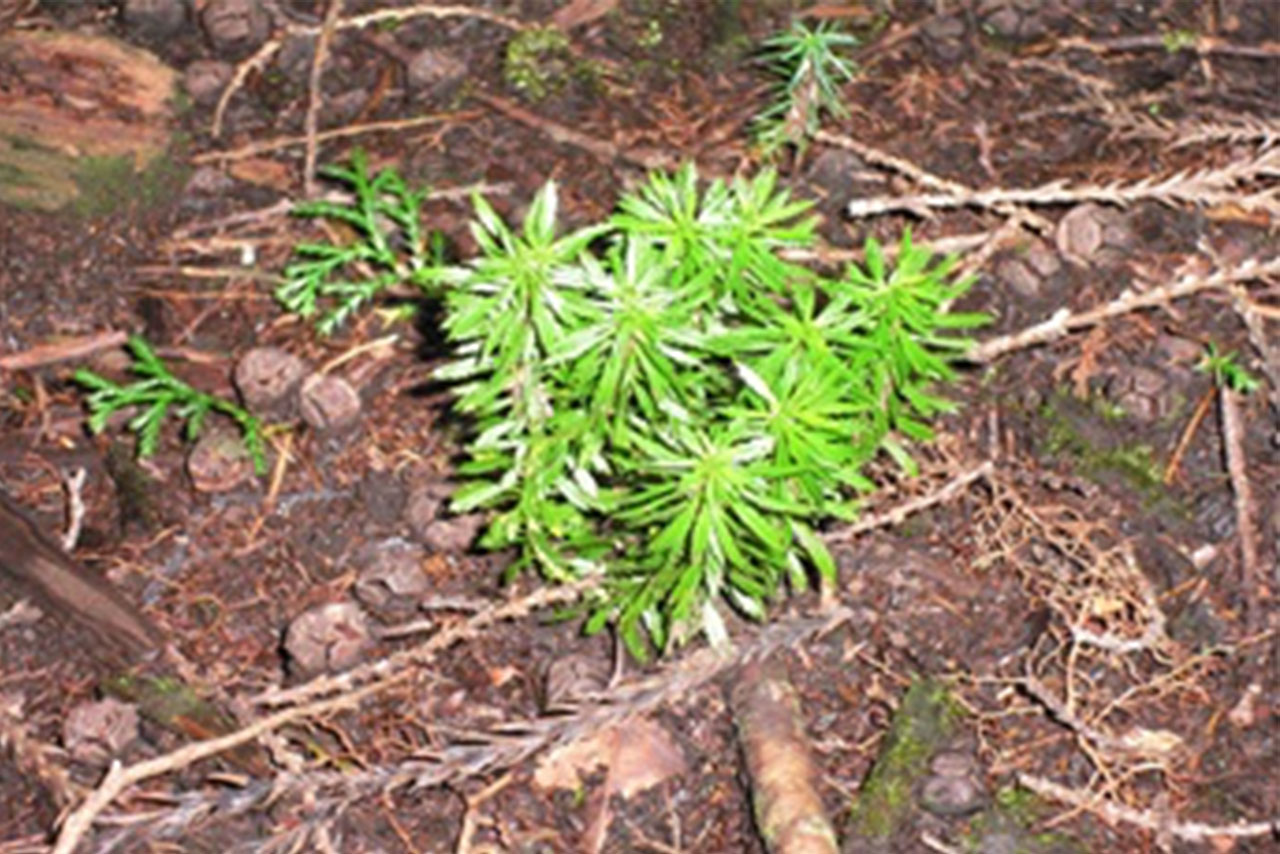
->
[
  {"left": 1197, "top": 343, "right": 1259, "bottom": 393},
  {"left": 753, "top": 20, "right": 858, "bottom": 154},
  {"left": 437, "top": 163, "right": 987, "bottom": 658},
  {"left": 277, "top": 150, "right": 442, "bottom": 335},
  {"left": 75, "top": 335, "right": 266, "bottom": 474}
]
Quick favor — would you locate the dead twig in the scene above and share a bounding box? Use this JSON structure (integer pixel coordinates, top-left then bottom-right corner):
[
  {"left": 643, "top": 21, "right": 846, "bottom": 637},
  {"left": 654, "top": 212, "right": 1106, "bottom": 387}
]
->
[
  {"left": 472, "top": 91, "right": 676, "bottom": 171},
  {"left": 969, "top": 255, "right": 1280, "bottom": 363},
  {"left": 825, "top": 461, "right": 993, "bottom": 544},
  {"left": 1017, "top": 772, "right": 1279, "bottom": 844},
  {"left": 303, "top": 0, "right": 344, "bottom": 197},
  {"left": 0, "top": 330, "right": 127, "bottom": 372},
  {"left": 843, "top": 147, "right": 1280, "bottom": 219},
  {"left": 1219, "top": 385, "right": 1262, "bottom": 630},
  {"left": 730, "top": 655, "right": 839, "bottom": 854},
  {"left": 195, "top": 110, "right": 479, "bottom": 165}
]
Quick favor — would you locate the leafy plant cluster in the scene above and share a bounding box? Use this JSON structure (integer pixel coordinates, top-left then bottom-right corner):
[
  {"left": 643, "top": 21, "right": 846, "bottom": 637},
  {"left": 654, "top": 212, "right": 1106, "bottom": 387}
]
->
[
  {"left": 753, "top": 20, "right": 859, "bottom": 154},
  {"left": 75, "top": 335, "right": 267, "bottom": 474},
  {"left": 277, "top": 150, "right": 443, "bottom": 336},
  {"left": 434, "top": 163, "right": 987, "bottom": 657}
]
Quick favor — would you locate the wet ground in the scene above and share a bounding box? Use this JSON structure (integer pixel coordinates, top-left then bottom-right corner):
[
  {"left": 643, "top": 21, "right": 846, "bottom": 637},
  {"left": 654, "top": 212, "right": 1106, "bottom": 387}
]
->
[{"left": 1, "top": 1, "right": 1277, "bottom": 852}]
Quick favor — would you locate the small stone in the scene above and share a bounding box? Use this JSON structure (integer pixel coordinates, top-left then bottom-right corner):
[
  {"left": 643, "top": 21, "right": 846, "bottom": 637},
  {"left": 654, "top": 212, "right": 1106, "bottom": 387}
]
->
[
  {"left": 187, "top": 429, "right": 255, "bottom": 493},
  {"left": 1055, "top": 204, "right": 1105, "bottom": 266},
  {"left": 284, "top": 602, "right": 373, "bottom": 676},
  {"left": 997, "top": 257, "right": 1041, "bottom": 299},
  {"left": 1154, "top": 334, "right": 1203, "bottom": 364},
  {"left": 403, "top": 480, "right": 453, "bottom": 539},
  {"left": 1024, "top": 240, "right": 1061, "bottom": 277},
  {"left": 353, "top": 538, "right": 429, "bottom": 610},
  {"left": 184, "top": 165, "right": 235, "bottom": 195},
  {"left": 1107, "top": 365, "right": 1169, "bottom": 422},
  {"left": 419, "top": 514, "right": 485, "bottom": 553},
  {"left": 200, "top": 0, "right": 270, "bottom": 58},
  {"left": 977, "top": 831, "right": 1021, "bottom": 854},
  {"left": 121, "top": 0, "right": 187, "bottom": 40},
  {"left": 64, "top": 698, "right": 139, "bottom": 764},
  {"left": 930, "top": 750, "right": 979, "bottom": 778},
  {"left": 183, "top": 58, "right": 234, "bottom": 106},
  {"left": 984, "top": 7, "right": 1022, "bottom": 39},
  {"left": 357, "top": 469, "right": 408, "bottom": 527},
  {"left": 299, "top": 373, "right": 361, "bottom": 434},
  {"left": 919, "top": 772, "right": 986, "bottom": 816},
  {"left": 922, "top": 15, "right": 967, "bottom": 62},
  {"left": 407, "top": 47, "right": 466, "bottom": 92},
  {"left": 234, "top": 346, "right": 308, "bottom": 416}
]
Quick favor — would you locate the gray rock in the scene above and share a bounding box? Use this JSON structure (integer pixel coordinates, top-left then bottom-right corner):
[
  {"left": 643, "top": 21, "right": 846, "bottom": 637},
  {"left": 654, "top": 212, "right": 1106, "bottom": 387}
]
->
[
  {"left": 182, "top": 59, "right": 234, "bottom": 106},
  {"left": 200, "top": 0, "right": 270, "bottom": 58},
  {"left": 121, "top": 0, "right": 188, "bottom": 40},
  {"left": 284, "top": 602, "right": 373, "bottom": 676}
]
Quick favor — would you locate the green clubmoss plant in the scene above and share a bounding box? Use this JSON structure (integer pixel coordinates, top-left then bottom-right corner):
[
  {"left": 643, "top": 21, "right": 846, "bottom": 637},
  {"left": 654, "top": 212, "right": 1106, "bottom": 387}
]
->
[
  {"left": 754, "top": 20, "right": 858, "bottom": 154},
  {"left": 437, "top": 163, "right": 987, "bottom": 658},
  {"left": 277, "top": 150, "right": 443, "bottom": 335},
  {"left": 75, "top": 335, "right": 267, "bottom": 474}
]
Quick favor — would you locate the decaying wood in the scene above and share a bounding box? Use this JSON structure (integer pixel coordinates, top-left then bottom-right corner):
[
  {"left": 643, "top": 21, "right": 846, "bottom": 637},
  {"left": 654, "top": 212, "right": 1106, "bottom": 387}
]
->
[
  {"left": 0, "top": 30, "right": 177, "bottom": 211},
  {"left": 0, "top": 491, "right": 161, "bottom": 662},
  {"left": 730, "top": 655, "right": 839, "bottom": 854}
]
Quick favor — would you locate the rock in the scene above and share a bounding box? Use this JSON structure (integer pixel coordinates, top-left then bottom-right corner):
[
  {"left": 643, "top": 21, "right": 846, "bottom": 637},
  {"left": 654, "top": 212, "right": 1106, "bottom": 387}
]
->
[
  {"left": 234, "top": 346, "right": 308, "bottom": 416},
  {"left": 182, "top": 59, "right": 233, "bottom": 106},
  {"left": 1055, "top": 203, "right": 1104, "bottom": 265},
  {"left": 922, "top": 15, "right": 967, "bottom": 62},
  {"left": 284, "top": 601, "right": 373, "bottom": 676},
  {"left": 357, "top": 469, "right": 408, "bottom": 527},
  {"left": 200, "top": 0, "right": 270, "bottom": 58},
  {"left": 419, "top": 513, "right": 485, "bottom": 553},
  {"left": 918, "top": 749, "right": 986, "bottom": 816},
  {"left": 403, "top": 481, "right": 452, "bottom": 537},
  {"left": 184, "top": 165, "right": 235, "bottom": 196},
  {"left": 407, "top": 46, "right": 466, "bottom": 93},
  {"left": 63, "top": 697, "right": 139, "bottom": 764},
  {"left": 187, "top": 429, "right": 256, "bottom": 493},
  {"left": 997, "top": 257, "right": 1041, "bottom": 299},
  {"left": 1024, "top": 240, "right": 1061, "bottom": 277},
  {"left": 353, "top": 538, "right": 429, "bottom": 610},
  {"left": 1106, "top": 364, "right": 1170, "bottom": 422},
  {"left": 121, "top": 0, "right": 188, "bottom": 40},
  {"left": 299, "top": 373, "right": 362, "bottom": 434},
  {"left": 0, "top": 30, "right": 178, "bottom": 212}
]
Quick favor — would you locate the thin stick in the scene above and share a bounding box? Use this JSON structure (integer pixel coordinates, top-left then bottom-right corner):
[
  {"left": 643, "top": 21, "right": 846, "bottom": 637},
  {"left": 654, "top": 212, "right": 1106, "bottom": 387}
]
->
[
  {"left": 824, "top": 461, "right": 993, "bottom": 544},
  {"left": 196, "top": 110, "right": 479, "bottom": 164},
  {"left": 969, "top": 255, "right": 1280, "bottom": 363},
  {"left": 303, "top": 0, "right": 344, "bottom": 198},
  {"left": 1162, "top": 386, "right": 1215, "bottom": 484},
  {"left": 1018, "top": 772, "right": 1278, "bottom": 843},
  {"left": 1219, "top": 386, "right": 1261, "bottom": 630},
  {"left": 0, "top": 330, "right": 127, "bottom": 372}
]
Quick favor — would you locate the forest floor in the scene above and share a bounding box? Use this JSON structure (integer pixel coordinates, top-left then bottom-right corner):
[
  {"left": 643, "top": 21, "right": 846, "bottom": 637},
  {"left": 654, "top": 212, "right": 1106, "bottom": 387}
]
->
[{"left": 0, "top": 1, "right": 1277, "bottom": 853}]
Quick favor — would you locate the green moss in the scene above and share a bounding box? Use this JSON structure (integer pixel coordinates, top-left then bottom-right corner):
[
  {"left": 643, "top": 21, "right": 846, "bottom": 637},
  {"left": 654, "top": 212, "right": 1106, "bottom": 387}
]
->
[
  {"left": 71, "top": 150, "right": 189, "bottom": 219},
  {"left": 1037, "top": 389, "right": 1180, "bottom": 512},
  {"left": 849, "top": 679, "right": 963, "bottom": 838},
  {"left": 503, "top": 27, "right": 574, "bottom": 101}
]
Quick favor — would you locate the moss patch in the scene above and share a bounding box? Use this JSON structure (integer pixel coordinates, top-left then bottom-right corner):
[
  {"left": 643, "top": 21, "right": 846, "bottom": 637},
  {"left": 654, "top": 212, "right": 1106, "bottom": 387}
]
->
[{"left": 848, "top": 678, "right": 962, "bottom": 839}]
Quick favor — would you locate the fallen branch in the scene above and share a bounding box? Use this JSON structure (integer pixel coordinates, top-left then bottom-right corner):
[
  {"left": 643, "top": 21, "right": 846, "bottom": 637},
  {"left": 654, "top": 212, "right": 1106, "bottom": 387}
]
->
[
  {"left": 969, "top": 255, "right": 1280, "bottom": 363},
  {"left": 1017, "top": 772, "right": 1279, "bottom": 844},
  {"left": 0, "top": 330, "right": 127, "bottom": 372},
  {"left": 844, "top": 147, "right": 1280, "bottom": 218},
  {"left": 731, "top": 655, "right": 839, "bottom": 854}
]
